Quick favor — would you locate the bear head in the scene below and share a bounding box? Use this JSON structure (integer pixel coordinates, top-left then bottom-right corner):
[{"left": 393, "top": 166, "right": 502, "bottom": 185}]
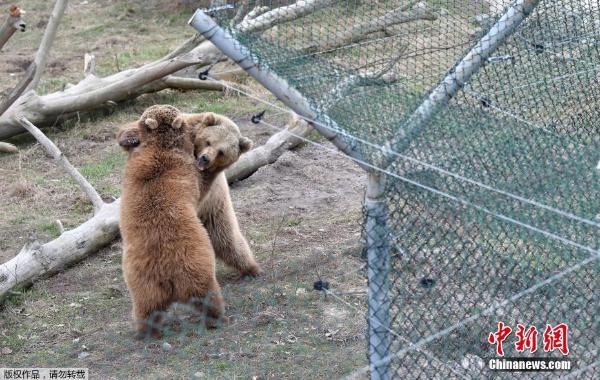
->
[
  {"left": 189, "top": 114, "right": 253, "bottom": 174},
  {"left": 138, "top": 105, "right": 190, "bottom": 151}
]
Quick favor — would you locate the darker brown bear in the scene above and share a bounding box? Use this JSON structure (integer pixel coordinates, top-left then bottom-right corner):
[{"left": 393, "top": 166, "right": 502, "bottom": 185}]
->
[{"left": 119, "top": 105, "right": 225, "bottom": 338}]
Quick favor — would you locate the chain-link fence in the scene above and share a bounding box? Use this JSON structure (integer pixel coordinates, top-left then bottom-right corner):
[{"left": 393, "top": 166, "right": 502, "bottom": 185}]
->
[{"left": 190, "top": 0, "right": 599, "bottom": 378}]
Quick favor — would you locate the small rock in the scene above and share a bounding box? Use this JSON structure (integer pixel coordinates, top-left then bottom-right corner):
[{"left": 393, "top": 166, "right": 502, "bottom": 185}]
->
[
  {"left": 69, "top": 302, "right": 82, "bottom": 308},
  {"left": 162, "top": 342, "right": 172, "bottom": 351},
  {"left": 295, "top": 288, "right": 307, "bottom": 296},
  {"left": 72, "top": 338, "right": 80, "bottom": 344},
  {"left": 77, "top": 352, "right": 89, "bottom": 359},
  {"left": 193, "top": 372, "right": 204, "bottom": 378},
  {"left": 1, "top": 347, "right": 12, "bottom": 355}
]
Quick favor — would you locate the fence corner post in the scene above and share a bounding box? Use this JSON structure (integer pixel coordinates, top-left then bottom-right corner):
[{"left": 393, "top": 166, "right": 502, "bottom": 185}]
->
[{"left": 365, "top": 171, "right": 392, "bottom": 380}]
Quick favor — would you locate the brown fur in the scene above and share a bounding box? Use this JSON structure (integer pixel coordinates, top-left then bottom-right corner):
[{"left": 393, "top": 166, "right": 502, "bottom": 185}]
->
[
  {"left": 117, "top": 112, "right": 261, "bottom": 277},
  {"left": 119, "top": 105, "right": 225, "bottom": 338}
]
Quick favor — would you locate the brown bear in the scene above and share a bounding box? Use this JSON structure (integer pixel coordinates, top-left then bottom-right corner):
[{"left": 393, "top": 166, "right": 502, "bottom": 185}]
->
[
  {"left": 120, "top": 105, "right": 225, "bottom": 338},
  {"left": 117, "top": 112, "right": 261, "bottom": 277}
]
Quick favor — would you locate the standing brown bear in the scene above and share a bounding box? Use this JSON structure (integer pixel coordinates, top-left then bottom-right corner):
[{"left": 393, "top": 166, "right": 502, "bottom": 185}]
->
[
  {"left": 120, "top": 105, "right": 225, "bottom": 338},
  {"left": 117, "top": 112, "right": 261, "bottom": 277}
]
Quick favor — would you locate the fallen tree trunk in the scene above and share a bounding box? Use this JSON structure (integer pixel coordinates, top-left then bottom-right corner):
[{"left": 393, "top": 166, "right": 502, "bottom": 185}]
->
[
  {"left": 0, "top": 200, "right": 121, "bottom": 298},
  {"left": 303, "top": 1, "right": 436, "bottom": 53},
  {"left": 0, "top": 41, "right": 224, "bottom": 140},
  {"left": 0, "top": 116, "right": 312, "bottom": 299}
]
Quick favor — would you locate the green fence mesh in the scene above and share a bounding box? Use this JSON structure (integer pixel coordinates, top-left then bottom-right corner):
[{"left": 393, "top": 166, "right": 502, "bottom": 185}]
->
[{"left": 202, "top": 0, "right": 598, "bottom": 378}]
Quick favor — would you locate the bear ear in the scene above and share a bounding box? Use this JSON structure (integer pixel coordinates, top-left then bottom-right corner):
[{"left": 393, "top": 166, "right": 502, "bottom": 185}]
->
[
  {"left": 239, "top": 136, "right": 253, "bottom": 153},
  {"left": 172, "top": 116, "right": 185, "bottom": 129},
  {"left": 144, "top": 117, "right": 159, "bottom": 130}
]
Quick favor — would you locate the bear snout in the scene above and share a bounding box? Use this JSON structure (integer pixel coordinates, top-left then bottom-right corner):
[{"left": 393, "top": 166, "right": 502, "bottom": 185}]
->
[{"left": 196, "top": 154, "right": 210, "bottom": 171}]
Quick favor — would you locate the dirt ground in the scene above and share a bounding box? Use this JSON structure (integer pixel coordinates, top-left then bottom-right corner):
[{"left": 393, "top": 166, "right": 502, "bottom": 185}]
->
[{"left": 0, "top": 1, "right": 370, "bottom": 378}]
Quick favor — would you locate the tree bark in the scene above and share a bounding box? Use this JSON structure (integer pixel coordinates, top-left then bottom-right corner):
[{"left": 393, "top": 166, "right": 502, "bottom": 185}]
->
[
  {"left": 25, "top": 0, "right": 68, "bottom": 92},
  {"left": 0, "top": 5, "right": 25, "bottom": 51},
  {"left": 225, "top": 116, "right": 312, "bottom": 181},
  {"left": 0, "top": 141, "right": 18, "bottom": 153}
]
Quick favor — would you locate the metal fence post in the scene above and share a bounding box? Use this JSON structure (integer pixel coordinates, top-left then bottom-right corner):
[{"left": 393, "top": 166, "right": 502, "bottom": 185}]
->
[{"left": 365, "top": 172, "right": 392, "bottom": 380}]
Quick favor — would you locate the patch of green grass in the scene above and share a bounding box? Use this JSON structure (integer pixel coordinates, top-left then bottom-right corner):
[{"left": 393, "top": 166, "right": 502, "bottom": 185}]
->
[
  {"left": 40, "top": 221, "right": 60, "bottom": 238},
  {"left": 34, "top": 176, "right": 45, "bottom": 186},
  {"left": 287, "top": 217, "right": 303, "bottom": 227},
  {"left": 76, "top": 23, "right": 110, "bottom": 39},
  {"left": 80, "top": 154, "right": 125, "bottom": 182},
  {"left": 114, "top": 45, "right": 172, "bottom": 70}
]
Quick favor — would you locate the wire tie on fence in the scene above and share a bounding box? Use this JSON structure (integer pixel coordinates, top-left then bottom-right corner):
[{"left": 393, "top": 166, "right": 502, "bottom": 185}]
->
[
  {"left": 198, "top": 67, "right": 212, "bottom": 81},
  {"left": 419, "top": 277, "right": 436, "bottom": 289},
  {"left": 480, "top": 96, "right": 491, "bottom": 108},
  {"left": 251, "top": 110, "right": 266, "bottom": 124},
  {"left": 313, "top": 280, "right": 330, "bottom": 291},
  {"left": 487, "top": 54, "right": 514, "bottom": 64},
  {"left": 533, "top": 43, "right": 545, "bottom": 54},
  {"left": 202, "top": 4, "right": 235, "bottom": 16}
]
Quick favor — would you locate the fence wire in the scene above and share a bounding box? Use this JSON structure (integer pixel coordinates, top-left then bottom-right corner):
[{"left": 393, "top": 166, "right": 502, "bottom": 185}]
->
[{"left": 206, "top": 0, "right": 599, "bottom": 378}]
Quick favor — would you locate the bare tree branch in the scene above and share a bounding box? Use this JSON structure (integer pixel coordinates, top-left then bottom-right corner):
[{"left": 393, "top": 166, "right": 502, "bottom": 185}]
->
[
  {"left": 303, "top": 2, "right": 435, "bottom": 53},
  {"left": 242, "top": 5, "right": 270, "bottom": 23},
  {"left": 0, "top": 41, "right": 225, "bottom": 140},
  {"left": 25, "top": 0, "right": 68, "bottom": 92},
  {"left": 162, "top": 33, "right": 205, "bottom": 60},
  {"left": 0, "top": 141, "right": 18, "bottom": 153},
  {"left": 17, "top": 116, "right": 105, "bottom": 213},
  {"left": 83, "top": 53, "right": 95, "bottom": 77},
  {"left": 236, "top": 0, "right": 337, "bottom": 33},
  {"left": 0, "top": 5, "right": 25, "bottom": 51}
]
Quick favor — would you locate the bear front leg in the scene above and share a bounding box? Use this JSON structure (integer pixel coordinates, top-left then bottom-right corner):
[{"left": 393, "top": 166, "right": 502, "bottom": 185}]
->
[{"left": 117, "top": 122, "right": 141, "bottom": 151}]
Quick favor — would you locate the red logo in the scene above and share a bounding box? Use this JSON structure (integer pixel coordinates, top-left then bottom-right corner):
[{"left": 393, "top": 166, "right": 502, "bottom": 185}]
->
[
  {"left": 515, "top": 324, "right": 538, "bottom": 353},
  {"left": 489, "top": 322, "right": 569, "bottom": 356},
  {"left": 488, "top": 322, "right": 512, "bottom": 356},
  {"left": 543, "top": 323, "right": 569, "bottom": 355}
]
